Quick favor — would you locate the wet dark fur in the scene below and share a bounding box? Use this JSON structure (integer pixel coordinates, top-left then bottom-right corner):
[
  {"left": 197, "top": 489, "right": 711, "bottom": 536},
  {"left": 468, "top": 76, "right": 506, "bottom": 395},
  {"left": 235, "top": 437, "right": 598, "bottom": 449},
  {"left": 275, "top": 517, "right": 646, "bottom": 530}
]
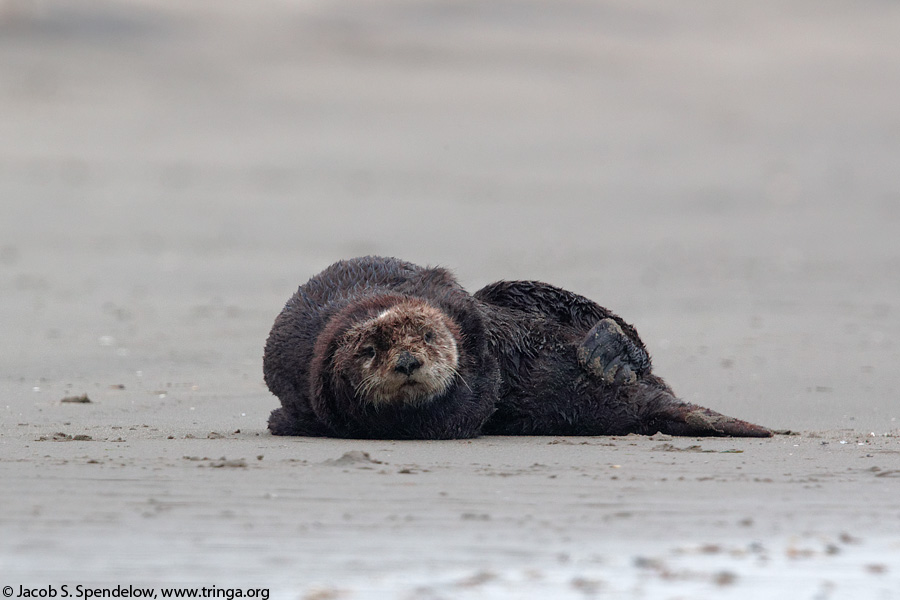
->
[
  {"left": 264, "top": 256, "right": 772, "bottom": 439},
  {"left": 474, "top": 281, "right": 769, "bottom": 437},
  {"left": 263, "top": 256, "right": 499, "bottom": 439}
]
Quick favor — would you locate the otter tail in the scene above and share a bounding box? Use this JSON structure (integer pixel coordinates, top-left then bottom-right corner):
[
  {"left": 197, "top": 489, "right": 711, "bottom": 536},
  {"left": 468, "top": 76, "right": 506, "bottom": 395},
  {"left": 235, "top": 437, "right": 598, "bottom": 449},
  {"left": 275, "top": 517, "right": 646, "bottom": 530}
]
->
[
  {"left": 638, "top": 384, "right": 773, "bottom": 438},
  {"left": 650, "top": 402, "right": 774, "bottom": 437}
]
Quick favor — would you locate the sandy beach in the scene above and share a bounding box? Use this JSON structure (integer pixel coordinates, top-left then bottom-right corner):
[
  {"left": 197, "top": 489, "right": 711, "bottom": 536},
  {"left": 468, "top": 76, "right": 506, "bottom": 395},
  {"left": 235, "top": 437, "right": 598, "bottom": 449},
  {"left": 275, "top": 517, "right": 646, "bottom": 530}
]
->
[{"left": 1, "top": 1, "right": 899, "bottom": 597}]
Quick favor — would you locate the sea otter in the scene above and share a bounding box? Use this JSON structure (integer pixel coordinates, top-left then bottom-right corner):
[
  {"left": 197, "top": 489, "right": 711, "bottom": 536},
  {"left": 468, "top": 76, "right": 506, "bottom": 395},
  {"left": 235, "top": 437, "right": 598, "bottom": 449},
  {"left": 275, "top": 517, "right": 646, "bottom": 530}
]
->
[
  {"left": 263, "top": 256, "right": 499, "bottom": 439},
  {"left": 263, "top": 256, "right": 772, "bottom": 439}
]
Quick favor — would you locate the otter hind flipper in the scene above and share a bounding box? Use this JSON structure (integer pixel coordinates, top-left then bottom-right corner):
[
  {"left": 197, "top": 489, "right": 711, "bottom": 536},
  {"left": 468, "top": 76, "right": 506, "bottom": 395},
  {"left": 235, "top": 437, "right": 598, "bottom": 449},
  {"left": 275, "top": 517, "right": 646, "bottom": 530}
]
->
[
  {"left": 577, "top": 318, "right": 651, "bottom": 384},
  {"left": 646, "top": 400, "right": 773, "bottom": 438}
]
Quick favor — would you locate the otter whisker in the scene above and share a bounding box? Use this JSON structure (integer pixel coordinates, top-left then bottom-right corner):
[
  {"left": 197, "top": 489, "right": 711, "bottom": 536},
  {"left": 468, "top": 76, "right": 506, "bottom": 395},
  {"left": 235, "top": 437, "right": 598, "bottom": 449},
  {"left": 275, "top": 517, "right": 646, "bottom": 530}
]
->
[
  {"left": 354, "top": 373, "right": 381, "bottom": 398},
  {"left": 353, "top": 374, "right": 372, "bottom": 395},
  {"left": 446, "top": 364, "right": 472, "bottom": 393},
  {"left": 363, "top": 379, "right": 382, "bottom": 399}
]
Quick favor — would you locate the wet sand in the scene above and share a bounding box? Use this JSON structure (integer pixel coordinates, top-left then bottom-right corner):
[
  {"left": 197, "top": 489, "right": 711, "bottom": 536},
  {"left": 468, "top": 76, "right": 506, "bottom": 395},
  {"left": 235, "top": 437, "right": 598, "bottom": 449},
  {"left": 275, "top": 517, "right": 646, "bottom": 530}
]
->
[{"left": 1, "top": 1, "right": 899, "bottom": 597}]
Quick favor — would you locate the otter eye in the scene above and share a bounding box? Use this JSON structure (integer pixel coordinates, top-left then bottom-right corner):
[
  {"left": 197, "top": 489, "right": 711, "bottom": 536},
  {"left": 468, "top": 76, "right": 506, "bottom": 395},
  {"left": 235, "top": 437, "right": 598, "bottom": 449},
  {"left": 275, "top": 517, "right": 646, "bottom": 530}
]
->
[
  {"left": 423, "top": 331, "right": 434, "bottom": 343},
  {"left": 360, "top": 346, "right": 376, "bottom": 359}
]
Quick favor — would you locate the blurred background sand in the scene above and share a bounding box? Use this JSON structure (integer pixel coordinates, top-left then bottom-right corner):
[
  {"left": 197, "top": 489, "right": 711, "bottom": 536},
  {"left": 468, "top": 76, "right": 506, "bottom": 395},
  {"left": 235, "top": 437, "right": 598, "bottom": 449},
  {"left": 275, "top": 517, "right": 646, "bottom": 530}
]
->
[
  {"left": 2, "top": 0, "right": 898, "bottom": 431},
  {"left": 1, "top": 1, "right": 899, "bottom": 596}
]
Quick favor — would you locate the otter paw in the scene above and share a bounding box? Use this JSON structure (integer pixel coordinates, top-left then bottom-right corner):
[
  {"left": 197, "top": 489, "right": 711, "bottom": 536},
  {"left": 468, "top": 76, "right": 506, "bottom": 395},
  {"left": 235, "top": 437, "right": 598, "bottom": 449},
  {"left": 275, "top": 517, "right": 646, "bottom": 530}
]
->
[{"left": 577, "top": 318, "right": 649, "bottom": 385}]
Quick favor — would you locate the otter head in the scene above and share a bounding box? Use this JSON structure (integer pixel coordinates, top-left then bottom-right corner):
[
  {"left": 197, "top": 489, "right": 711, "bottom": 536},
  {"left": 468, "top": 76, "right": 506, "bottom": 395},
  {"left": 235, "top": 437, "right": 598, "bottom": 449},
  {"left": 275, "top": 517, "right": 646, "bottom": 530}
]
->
[{"left": 332, "top": 300, "right": 461, "bottom": 406}]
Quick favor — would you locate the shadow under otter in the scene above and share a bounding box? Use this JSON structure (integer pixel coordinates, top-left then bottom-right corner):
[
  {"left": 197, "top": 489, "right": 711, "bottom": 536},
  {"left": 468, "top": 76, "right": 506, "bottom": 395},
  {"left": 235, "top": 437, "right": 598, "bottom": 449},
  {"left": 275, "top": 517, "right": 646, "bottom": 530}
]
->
[{"left": 264, "top": 256, "right": 772, "bottom": 439}]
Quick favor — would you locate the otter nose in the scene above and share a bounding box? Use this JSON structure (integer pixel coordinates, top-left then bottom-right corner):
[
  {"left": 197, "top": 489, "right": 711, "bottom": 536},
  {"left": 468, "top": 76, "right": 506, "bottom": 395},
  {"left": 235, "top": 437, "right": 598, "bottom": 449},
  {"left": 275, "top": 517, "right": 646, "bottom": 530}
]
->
[{"left": 394, "top": 351, "right": 422, "bottom": 376}]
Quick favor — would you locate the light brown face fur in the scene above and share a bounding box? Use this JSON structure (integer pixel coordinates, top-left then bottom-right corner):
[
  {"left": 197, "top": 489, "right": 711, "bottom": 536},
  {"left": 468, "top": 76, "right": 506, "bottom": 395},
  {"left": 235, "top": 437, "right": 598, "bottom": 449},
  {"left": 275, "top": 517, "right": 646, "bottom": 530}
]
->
[{"left": 333, "top": 301, "right": 461, "bottom": 406}]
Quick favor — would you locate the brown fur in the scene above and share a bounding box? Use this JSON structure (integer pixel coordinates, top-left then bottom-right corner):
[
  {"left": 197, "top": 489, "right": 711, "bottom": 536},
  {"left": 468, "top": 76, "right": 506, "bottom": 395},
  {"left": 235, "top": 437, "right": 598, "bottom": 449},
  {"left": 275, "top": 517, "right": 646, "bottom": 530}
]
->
[
  {"left": 264, "top": 257, "right": 499, "bottom": 439},
  {"left": 330, "top": 300, "right": 462, "bottom": 406}
]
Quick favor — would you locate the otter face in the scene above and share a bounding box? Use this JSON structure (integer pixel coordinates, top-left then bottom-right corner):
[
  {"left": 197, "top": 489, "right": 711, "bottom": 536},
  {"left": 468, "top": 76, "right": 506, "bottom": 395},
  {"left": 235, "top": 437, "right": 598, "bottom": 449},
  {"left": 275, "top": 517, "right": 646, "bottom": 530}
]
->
[{"left": 334, "top": 301, "right": 461, "bottom": 406}]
